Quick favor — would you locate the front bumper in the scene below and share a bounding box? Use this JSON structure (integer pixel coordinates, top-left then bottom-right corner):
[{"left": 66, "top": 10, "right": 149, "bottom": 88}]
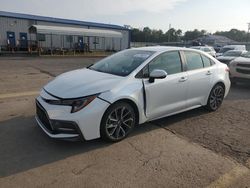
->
[
  {"left": 230, "top": 66, "right": 250, "bottom": 82},
  {"left": 35, "top": 100, "right": 83, "bottom": 140},
  {"left": 35, "top": 116, "right": 81, "bottom": 140},
  {"left": 35, "top": 94, "right": 110, "bottom": 141}
]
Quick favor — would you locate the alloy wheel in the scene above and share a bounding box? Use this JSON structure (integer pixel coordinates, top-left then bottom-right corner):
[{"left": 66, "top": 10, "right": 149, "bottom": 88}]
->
[
  {"left": 209, "top": 85, "right": 224, "bottom": 111},
  {"left": 105, "top": 106, "right": 134, "bottom": 141}
]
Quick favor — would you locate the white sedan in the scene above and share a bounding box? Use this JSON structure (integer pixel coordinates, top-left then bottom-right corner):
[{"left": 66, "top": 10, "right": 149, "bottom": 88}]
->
[{"left": 35, "top": 47, "right": 231, "bottom": 142}]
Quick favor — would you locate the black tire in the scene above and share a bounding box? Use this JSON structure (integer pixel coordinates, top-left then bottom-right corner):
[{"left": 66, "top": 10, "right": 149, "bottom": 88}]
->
[
  {"left": 205, "top": 84, "right": 225, "bottom": 111},
  {"left": 100, "top": 102, "right": 136, "bottom": 142}
]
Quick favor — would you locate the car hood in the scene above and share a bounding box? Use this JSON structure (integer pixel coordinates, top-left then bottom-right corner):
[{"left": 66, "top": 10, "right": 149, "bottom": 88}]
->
[
  {"left": 233, "top": 57, "right": 250, "bottom": 63},
  {"left": 217, "top": 56, "right": 236, "bottom": 61},
  {"left": 44, "top": 68, "right": 124, "bottom": 99}
]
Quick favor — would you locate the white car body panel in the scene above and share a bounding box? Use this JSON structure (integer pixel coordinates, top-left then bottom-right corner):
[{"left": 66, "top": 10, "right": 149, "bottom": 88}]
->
[
  {"left": 144, "top": 72, "right": 188, "bottom": 120},
  {"left": 44, "top": 68, "right": 124, "bottom": 99},
  {"left": 35, "top": 47, "right": 231, "bottom": 141},
  {"left": 186, "top": 67, "right": 212, "bottom": 107},
  {"left": 36, "top": 95, "right": 109, "bottom": 140}
]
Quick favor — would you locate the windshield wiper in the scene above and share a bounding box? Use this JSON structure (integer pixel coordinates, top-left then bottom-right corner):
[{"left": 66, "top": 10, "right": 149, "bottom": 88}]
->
[{"left": 87, "top": 64, "right": 93, "bottom": 69}]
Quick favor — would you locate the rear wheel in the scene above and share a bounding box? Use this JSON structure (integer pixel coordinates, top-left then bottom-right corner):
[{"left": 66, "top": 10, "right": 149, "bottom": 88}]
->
[
  {"left": 205, "top": 84, "right": 225, "bottom": 111},
  {"left": 100, "top": 102, "right": 135, "bottom": 142}
]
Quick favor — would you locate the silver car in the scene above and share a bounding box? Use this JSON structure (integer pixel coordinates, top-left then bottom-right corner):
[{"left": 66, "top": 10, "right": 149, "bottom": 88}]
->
[
  {"left": 217, "top": 50, "right": 247, "bottom": 65},
  {"left": 229, "top": 51, "right": 250, "bottom": 84},
  {"left": 36, "top": 47, "right": 231, "bottom": 142}
]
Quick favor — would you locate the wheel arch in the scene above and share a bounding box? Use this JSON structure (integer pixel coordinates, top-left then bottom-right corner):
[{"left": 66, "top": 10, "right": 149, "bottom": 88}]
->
[
  {"left": 204, "top": 81, "right": 226, "bottom": 106},
  {"left": 110, "top": 99, "right": 140, "bottom": 125},
  {"left": 213, "top": 81, "right": 225, "bottom": 90}
]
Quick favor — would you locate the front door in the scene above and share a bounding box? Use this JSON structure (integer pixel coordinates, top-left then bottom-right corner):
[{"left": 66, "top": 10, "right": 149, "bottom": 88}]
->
[
  {"left": 7, "top": 31, "right": 16, "bottom": 48},
  {"left": 143, "top": 51, "right": 188, "bottom": 120}
]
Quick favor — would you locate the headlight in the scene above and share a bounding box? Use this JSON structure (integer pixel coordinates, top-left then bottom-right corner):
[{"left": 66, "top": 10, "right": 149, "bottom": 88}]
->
[
  {"left": 69, "top": 95, "right": 98, "bottom": 113},
  {"left": 43, "top": 94, "right": 98, "bottom": 113}
]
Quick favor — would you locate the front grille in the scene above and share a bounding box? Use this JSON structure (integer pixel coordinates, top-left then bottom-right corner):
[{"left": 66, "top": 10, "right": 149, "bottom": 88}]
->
[
  {"left": 36, "top": 101, "right": 53, "bottom": 132},
  {"left": 237, "top": 63, "right": 250, "bottom": 68},
  {"left": 236, "top": 68, "right": 250, "bottom": 74}
]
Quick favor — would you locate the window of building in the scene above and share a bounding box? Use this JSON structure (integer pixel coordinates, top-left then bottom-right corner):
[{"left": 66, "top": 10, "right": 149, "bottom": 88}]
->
[
  {"left": 94, "top": 37, "right": 99, "bottom": 44},
  {"left": 66, "top": 36, "right": 73, "bottom": 43},
  {"left": 37, "top": 34, "right": 46, "bottom": 41}
]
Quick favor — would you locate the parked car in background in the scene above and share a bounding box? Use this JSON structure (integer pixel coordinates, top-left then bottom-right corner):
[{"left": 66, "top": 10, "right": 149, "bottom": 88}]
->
[
  {"left": 190, "top": 46, "right": 216, "bottom": 57},
  {"left": 216, "top": 45, "right": 246, "bottom": 57},
  {"left": 217, "top": 50, "right": 247, "bottom": 65},
  {"left": 229, "top": 51, "right": 250, "bottom": 84},
  {"left": 35, "top": 47, "right": 230, "bottom": 142}
]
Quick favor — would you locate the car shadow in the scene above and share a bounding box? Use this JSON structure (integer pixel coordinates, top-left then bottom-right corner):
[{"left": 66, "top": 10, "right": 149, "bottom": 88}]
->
[
  {"left": 0, "top": 116, "right": 109, "bottom": 177},
  {"left": 0, "top": 107, "right": 210, "bottom": 177}
]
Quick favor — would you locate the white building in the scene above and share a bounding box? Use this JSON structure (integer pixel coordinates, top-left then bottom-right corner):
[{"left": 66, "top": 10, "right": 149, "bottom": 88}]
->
[{"left": 0, "top": 11, "right": 130, "bottom": 53}]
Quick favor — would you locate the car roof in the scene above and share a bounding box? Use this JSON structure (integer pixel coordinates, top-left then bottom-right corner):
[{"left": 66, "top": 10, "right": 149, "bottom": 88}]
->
[
  {"left": 190, "top": 46, "right": 214, "bottom": 49},
  {"left": 132, "top": 46, "right": 190, "bottom": 53},
  {"left": 225, "top": 50, "right": 244, "bottom": 53},
  {"left": 223, "top": 45, "right": 245, "bottom": 47}
]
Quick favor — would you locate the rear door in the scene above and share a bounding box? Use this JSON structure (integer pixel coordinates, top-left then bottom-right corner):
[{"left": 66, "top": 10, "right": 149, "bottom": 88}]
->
[
  {"left": 182, "top": 51, "right": 213, "bottom": 108},
  {"left": 143, "top": 51, "right": 188, "bottom": 120}
]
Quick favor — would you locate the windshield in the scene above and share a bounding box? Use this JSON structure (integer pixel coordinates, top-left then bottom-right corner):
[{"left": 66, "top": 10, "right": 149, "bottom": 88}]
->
[
  {"left": 89, "top": 50, "right": 155, "bottom": 76},
  {"left": 241, "top": 52, "right": 250, "bottom": 58},
  {"left": 219, "top": 47, "right": 233, "bottom": 53},
  {"left": 223, "top": 51, "right": 242, "bottom": 57}
]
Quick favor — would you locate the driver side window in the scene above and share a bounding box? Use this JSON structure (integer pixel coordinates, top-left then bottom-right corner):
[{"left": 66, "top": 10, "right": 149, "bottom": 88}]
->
[{"left": 148, "top": 51, "right": 183, "bottom": 75}]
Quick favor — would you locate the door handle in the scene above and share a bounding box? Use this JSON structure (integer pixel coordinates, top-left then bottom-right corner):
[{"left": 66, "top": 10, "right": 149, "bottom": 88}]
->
[
  {"left": 206, "top": 71, "right": 212, "bottom": 75},
  {"left": 179, "top": 77, "right": 188, "bottom": 82}
]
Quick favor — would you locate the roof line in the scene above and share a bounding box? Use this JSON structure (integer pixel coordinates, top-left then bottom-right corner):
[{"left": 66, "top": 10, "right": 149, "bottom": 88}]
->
[{"left": 0, "top": 11, "right": 129, "bottom": 31}]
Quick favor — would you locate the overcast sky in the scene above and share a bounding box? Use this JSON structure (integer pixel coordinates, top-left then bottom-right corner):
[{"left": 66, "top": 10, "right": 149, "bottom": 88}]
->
[{"left": 1, "top": 0, "right": 250, "bottom": 32}]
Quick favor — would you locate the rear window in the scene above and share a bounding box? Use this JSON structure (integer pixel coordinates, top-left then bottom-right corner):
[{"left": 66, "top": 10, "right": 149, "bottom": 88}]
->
[
  {"left": 184, "top": 51, "right": 204, "bottom": 71},
  {"left": 204, "top": 48, "right": 211, "bottom": 52},
  {"left": 201, "top": 55, "right": 212, "bottom": 67}
]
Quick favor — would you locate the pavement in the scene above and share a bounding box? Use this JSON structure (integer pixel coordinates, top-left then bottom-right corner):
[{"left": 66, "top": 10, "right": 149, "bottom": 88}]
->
[{"left": 0, "top": 57, "right": 249, "bottom": 188}]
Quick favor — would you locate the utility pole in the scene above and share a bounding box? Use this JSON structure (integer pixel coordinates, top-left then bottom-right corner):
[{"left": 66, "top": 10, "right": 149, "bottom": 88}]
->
[
  {"left": 247, "top": 23, "right": 250, "bottom": 43},
  {"left": 168, "top": 24, "right": 171, "bottom": 42}
]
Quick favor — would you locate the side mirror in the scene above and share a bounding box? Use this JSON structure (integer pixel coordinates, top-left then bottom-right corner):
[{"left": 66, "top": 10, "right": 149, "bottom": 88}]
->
[{"left": 149, "top": 69, "right": 167, "bottom": 83}]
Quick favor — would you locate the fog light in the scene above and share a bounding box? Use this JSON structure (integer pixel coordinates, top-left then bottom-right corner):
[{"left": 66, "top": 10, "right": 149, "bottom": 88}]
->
[{"left": 51, "top": 120, "right": 78, "bottom": 134}]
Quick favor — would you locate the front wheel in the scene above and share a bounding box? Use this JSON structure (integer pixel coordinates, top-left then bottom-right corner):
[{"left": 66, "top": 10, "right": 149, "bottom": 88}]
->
[
  {"left": 205, "top": 84, "right": 225, "bottom": 111},
  {"left": 100, "top": 102, "right": 136, "bottom": 142}
]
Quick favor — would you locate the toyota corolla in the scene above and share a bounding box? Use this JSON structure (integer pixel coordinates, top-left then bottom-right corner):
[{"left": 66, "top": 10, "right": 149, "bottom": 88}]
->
[{"left": 35, "top": 47, "right": 230, "bottom": 142}]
